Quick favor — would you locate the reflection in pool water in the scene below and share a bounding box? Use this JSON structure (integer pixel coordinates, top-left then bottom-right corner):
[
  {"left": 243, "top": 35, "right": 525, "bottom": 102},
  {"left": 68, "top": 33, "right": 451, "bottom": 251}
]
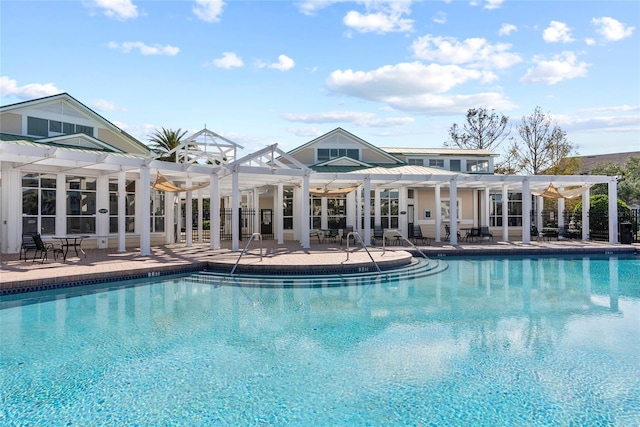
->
[{"left": 1, "top": 255, "right": 639, "bottom": 425}]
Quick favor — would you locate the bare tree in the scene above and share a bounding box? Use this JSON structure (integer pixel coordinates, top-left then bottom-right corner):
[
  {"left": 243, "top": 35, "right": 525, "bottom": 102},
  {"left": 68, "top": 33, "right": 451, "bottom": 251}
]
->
[
  {"left": 514, "top": 106, "right": 577, "bottom": 175},
  {"left": 445, "top": 107, "right": 510, "bottom": 151}
]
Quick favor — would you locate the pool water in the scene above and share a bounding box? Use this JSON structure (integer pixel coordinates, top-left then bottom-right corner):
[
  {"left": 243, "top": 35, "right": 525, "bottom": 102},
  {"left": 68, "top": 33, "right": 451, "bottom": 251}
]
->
[{"left": 1, "top": 255, "right": 639, "bottom": 426}]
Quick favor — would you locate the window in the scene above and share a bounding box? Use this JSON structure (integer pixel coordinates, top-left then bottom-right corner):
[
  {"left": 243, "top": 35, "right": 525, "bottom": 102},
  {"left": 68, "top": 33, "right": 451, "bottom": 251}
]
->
[
  {"left": 66, "top": 176, "right": 96, "bottom": 234},
  {"left": 283, "top": 188, "right": 294, "bottom": 230},
  {"left": 310, "top": 197, "right": 322, "bottom": 229},
  {"left": 27, "top": 117, "right": 48, "bottom": 137},
  {"left": 466, "top": 159, "right": 489, "bottom": 173},
  {"left": 317, "top": 148, "right": 359, "bottom": 162},
  {"left": 22, "top": 173, "right": 57, "bottom": 234},
  {"left": 76, "top": 125, "right": 94, "bottom": 136},
  {"left": 150, "top": 190, "right": 165, "bottom": 233},
  {"left": 63, "top": 122, "right": 75, "bottom": 134},
  {"left": 441, "top": 199, "right": 461, "bottom": 222},
  {"left": 49, "top": 121, "right": 62, "bottom": 133},
  {"left": 109, "top": 179, "right": 136, "bottom": 233},
  {"left": 490, "top": 192, "right": 522, "bottom": 227},
  {"left": 380, "top": 188, "right": 399, "bottom": 229},
  {"left": 327, "top": 196, "right": 346, "bottom": 229},
  {"left": 429, "top": 159, "right": 444, "bottom": 168},
  {"left": 450, "top": 159, "right": 461, "bottom": 171},
  {"left": 408, "top": 158, "right": 424, "bottom": 166}
]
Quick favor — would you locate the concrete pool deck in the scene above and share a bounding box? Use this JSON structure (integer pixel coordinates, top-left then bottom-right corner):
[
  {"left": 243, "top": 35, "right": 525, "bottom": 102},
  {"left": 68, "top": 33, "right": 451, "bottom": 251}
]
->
[{"left": 1, "top": 239, "right": 637, "bottom": 295}]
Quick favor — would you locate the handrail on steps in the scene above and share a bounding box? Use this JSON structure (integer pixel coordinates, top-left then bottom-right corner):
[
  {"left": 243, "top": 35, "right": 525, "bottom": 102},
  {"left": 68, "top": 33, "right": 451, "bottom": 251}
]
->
[
  {"left": 230, "top": 232, "right": 263, "bottom": 275},
  {"left": 345, "top": 231, "right": 382, "bottom": 273},
  {"left": 382, "top": 230, "right": 430, "bottom": 259}
]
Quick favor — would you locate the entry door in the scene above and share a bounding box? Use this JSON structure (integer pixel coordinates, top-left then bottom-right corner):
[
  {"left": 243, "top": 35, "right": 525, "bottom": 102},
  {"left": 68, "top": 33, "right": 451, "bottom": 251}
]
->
[{"left": 261, "top": 209, "right": 273, "bottom": 236}]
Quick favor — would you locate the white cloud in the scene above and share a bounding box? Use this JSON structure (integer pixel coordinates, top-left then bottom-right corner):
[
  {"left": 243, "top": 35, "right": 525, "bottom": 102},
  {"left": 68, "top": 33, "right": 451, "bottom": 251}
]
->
[
  {"left": 282, "top": 110, "right": 414, "bottom": 127},
  {"left": 327, "top": 62, "right": 485, "bottom": 98},
  {"left": 343, "top": 2, "right": 414, "bottom": 34},
  {"left": 592, "top": 17, "right": 635, "bottom": 41},
  {"left": 520, "top": 51, "right": 589, "bottom": 85},
  {"left": 432, "top": 12, "right": 446, "bottom": 25},
  {"left": 90, "top": 0, "right": 138, "bottom": 20},
  {"left": 0, "top": 76, "right": 61, "bottom": 99},
  {"left": 92, "top": 99, "right": 127, "bottom": 112},
  {"left": 471, "top": 0, "right": 504, "bottom": 10},
  {"left": 543, "top": 21, "right": 574, "bottom": 43},
  {"left": 585, "top": 38, "right": 597, "bottom": 46},
  {"left": 108, "top": 41, "right": 179, "bottom": 56},
  {"left": 265, "top": 55, "right": 295, "bottom": 71},
  {"left": 193, "top": 0, "right": 225, "bottom": 23},
  {"left": 209, "top": 52, "right": 244, "bottom": 69},
  {"left": 499, "top": 23, "right": 517, "bottom": 36},
  {"left": 411, "top": 35, "right": 522, "bottom": 70},
  {"left": 296, "top": 0, "right": 341, "bottom": 16},
  {"left": 381, "top": 92, "right": 516, "bottom": 115}
]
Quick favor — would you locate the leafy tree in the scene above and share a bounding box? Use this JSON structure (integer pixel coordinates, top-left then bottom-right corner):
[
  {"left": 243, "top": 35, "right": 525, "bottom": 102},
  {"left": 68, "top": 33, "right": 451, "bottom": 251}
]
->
[
  {"left": 588, "top": 156, "right": 640, "bottom": 206},
  {"left": 512, "top": 106, "right": 578, "bottom": 175},
  {"left": 148, "top": 127, "right": 188, "bottom": 162},
  {"left": 445, "top": 107, "right": 510, "bottom": 151}
]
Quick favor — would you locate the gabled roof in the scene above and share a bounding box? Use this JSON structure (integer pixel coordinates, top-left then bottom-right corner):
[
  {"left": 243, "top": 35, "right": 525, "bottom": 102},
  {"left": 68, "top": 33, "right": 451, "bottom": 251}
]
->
[
  {"left": 37, "top": 133, "right": 124, "bottom": 153},
  {"left": 314, "top": 155, "right": 371, "bottom": 168},
  {"left": 287, "top": 127, "right": 405, "bottom": 164},
  {"left": 380, "top": 147, "right": 499, "bottom": 157},
  {"left": 0, "top": 92, "right": 149, "bottom": 154}
]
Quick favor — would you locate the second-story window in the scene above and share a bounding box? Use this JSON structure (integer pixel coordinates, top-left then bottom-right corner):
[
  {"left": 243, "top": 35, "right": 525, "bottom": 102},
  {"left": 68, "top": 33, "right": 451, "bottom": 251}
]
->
[
  {"left": 467, "top": 160, "right": 489, "bottom": 173},
  {"left": 408, "top": 159, "right": 424, "bottom": 166},
  {"left": 317, "top": 148, "right": 359, "bottom": 162},
  {"left": 429, "top": 159, "right": 444, "bottom": 168}
]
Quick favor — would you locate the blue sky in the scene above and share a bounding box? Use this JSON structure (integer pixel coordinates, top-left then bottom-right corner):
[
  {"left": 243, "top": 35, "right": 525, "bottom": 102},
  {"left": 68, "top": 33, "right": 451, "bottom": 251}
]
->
[{"left": 1, "top": 0, "right": 639, "bottom": 158}]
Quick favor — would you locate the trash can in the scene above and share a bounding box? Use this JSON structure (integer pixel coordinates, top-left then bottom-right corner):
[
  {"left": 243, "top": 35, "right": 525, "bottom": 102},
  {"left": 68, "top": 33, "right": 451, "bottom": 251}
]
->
[{"left": 620, "top": 222, "right": 632, "bottom": 244}]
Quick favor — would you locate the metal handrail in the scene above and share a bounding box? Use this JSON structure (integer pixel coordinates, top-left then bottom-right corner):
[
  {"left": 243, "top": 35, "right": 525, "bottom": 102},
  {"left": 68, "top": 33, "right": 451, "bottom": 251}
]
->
[
  {"left": 230, "top": 232, "right": 263, "bottom": 275},
  {"left": 382, "top": 230, "right": 430, "bottom": 259},
  {"left": 345, "top": 231, "right": 381, "bottom": 273}
]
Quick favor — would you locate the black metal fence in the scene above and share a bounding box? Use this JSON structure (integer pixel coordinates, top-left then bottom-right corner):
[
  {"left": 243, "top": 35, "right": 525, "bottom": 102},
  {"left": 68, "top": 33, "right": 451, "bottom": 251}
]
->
[
  {"left": 534, "top": 209, "right": 639, "bottom": 243},
  {"left": 177, "top": 208, "right": 264, "bottom": 243}
]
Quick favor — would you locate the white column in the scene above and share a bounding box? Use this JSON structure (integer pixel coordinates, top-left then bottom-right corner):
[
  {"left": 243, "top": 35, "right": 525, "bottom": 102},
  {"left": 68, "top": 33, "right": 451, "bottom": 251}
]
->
[
  {"left": 608, "top": 177, "right": 618, "bottom": 244},
  {"left": 502, "top": 184, "right": 509, "bottom": 242},
  {"left": 185, "top": 181, "right": 193, "bottom": 247},
  {"left": 449, "top": 178, "right": 458, "bottom": 245},
  {"left": 582, "top": 188, "right": 590, "bottom": 241},
  {"left": 346, "top": 191, "right": 356, "bottom": 229},
  {"left": 363, "top": 176, "right": 371, "bottom": 246},
  {"left": 276, "top": 183, "right": 284, "bottom": 244},
  {"left": 1, "top": 167, "right": 21, "bottom": 253},
  {"left": 435, "top": 184, "right": 442, "bottom": 242},
  {"left": 522, "top": 179, "right": 531, "bottom": 244},
  {"left": 321, "top": 197, "right": 328, "bottom": 230},
  {"left": 399, "top": 186, "right": 408, "bottom": 237},
  {"left": 210, "top": 173, "right": 220, "bottom": 250},
  {"left": 356, "top": 185, "right": 362, "bottom": 235},
  {"left": 197, "top": 189, "right": 203, "bottom": 242},
  {"left": 231, "top": 170, "right": 240, "bottom": 251},
  {"left": 253, "top": 188, "right": 260, "bottom": 237},
  {"left": 96, "top": 176, "right": 109, "bottom": 248},
  {"left": 536, "top": 195, "right": 544, "bottom": 231},
  {"left": 164, "top": 188, "right": 173, "bottom": 244},
  {"left": 300, "top": 173, "right": 310, "bottom": 248},
  {"left": 558, "top": 191, "right": 565, "bottom": 229},
  {"left": 56, "top": 173, "right": 66, "bottom": 235},
  {"left": 483, "top": 187, "right": 491, "bottom": 227},
  {"left": 472, "top": 189, "right": 479, "bottom": 227},
  {"left": 374, "top": 188, "right": 381, "bottom": 227},
  {"left": 118, "top": 171, "right": 126, "bottom": 252},
  {"left": 139, "top": 165, "right": 151, "bottom": 256}
]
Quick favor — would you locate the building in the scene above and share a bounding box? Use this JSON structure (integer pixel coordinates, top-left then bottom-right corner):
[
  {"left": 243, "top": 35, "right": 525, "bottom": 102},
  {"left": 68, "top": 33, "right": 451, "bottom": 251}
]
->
[{"left": 0, "top": 93, "right": 622, "bottom": 256}]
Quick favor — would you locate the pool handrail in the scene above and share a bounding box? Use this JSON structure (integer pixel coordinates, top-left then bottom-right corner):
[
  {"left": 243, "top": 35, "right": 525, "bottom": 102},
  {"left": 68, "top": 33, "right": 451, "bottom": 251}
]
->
[
  {"left": 345, "top": 231, "right": 382, "bottom": 273},
  {"left": 382, "top": 229, "right": 430, "bottom": 259},
  {"left": 230, "top": 232, "right": 263, "bottom": 275}
]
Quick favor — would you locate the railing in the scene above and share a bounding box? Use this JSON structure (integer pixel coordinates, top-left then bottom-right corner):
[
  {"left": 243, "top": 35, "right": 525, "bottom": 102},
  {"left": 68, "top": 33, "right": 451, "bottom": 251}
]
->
[
  {"left": 345, "top": 231, "right": 381, "bottom": 273},
  {"left": 382, "top": 229, "right": 430, "bottom": 260},
  {"left": 230, "top": 232, "right": 263, "bottom": 275}
]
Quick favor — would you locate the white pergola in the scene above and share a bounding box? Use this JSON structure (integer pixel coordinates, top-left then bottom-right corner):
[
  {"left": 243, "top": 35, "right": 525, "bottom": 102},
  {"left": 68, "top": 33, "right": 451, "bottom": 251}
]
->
[{"left": 0, "top": 139, "right": 619, "bottom": 255}]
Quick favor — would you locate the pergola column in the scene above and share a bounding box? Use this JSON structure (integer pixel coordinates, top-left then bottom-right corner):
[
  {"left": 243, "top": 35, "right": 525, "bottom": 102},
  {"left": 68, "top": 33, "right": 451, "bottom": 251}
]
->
[
  {"left": 449, "top": 178, "right": 458, "bottom": 245},
  {"left": 300, "top": 172, "right": 310, "bottom": 248},
  {"left": 231, "top": 169, "right": 240, "bottom": 251},
  {"left": 276, "top": 183, "right": 284, "bottom": 244},
  {"left": 363, "top": 175, "right": 371, "bottom": 246},
  {"left": 185, "top": 179, "right": 193, "bottom": 247},
  {"left": 139, "top": 165, "right": 151, "bottom": 256},
  {"left": 608, "top": 177, "right": 618, "bottom": 244},
  {"left": 522, "top": 179, "right": 531, "bottom": 244},
  {"left": 501, "top": 184, "right": 509, "bottom": 242},
  {"left": 581, "top": 188, "right": 589, "bottom": 241},
  {"left": 118, "top": 171, "right": 126, "bottom": 252},
  {"left": 435, "top": 184, "right": 441, "bottom": 242},
  {"left": 210, "top": 173, "right": 220, "bottom": 250},
  {"left": 197, "top": 188, "right": 203, "bottom": 242}
]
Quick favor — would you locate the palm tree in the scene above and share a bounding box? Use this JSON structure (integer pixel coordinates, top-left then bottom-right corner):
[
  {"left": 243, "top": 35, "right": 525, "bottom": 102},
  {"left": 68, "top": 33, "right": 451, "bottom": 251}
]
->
[{"left": 148, "top": 127, "right": 188, "bottom": 162}]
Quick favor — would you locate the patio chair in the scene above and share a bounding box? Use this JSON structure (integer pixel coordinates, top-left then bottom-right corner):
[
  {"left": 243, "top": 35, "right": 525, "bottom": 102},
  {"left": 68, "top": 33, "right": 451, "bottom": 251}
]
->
[
  {"left": 531, "top": 226, "right": 542, "bottom": 241},
  {"left": 340, "top": 225, "right": 355, "bottom": 245},
  {"left": 479, "top": 226, "right": 493, "bottom": 241},
  {"left": 32, "top": 233, "right": 58, "bottom": 263},
  {"left": 326, "top": 228, "right": 339, "bottom": 243},
  {"left": 372, "top": 225, "right": 385, "bottom": 245},
  {"left": 444, "top": 224, "right": 460, "bottom": 241},
  {"left": 411, "top": 225, "right": 431, "bottom": 246},
  {"left": 20, "top": 233, "right": 38, "bottom": 261}
]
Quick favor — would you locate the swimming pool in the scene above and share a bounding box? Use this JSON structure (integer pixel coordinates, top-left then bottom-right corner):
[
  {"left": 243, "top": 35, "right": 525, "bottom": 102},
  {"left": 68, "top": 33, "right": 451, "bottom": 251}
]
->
[{"left": 1, "top": 255, "right": 639, "bottom": 425}]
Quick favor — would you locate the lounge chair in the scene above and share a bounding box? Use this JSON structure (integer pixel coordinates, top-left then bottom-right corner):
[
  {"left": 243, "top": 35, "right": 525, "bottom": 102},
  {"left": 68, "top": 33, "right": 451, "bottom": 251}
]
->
[
  {"left": 340, "top": 225, "right": 355, "bottom": 245},
  {"left": 32, "top": 233, "right": 58, "bottom": 263},
  {"left": 411, "top": 225, "right": 431, "bottom": 246},
  {"left": 479, "top": 226, "right": 493, "bottom": 241},
  {"left": 20, "top": 233, "right": 38, "bottom": 261}
]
